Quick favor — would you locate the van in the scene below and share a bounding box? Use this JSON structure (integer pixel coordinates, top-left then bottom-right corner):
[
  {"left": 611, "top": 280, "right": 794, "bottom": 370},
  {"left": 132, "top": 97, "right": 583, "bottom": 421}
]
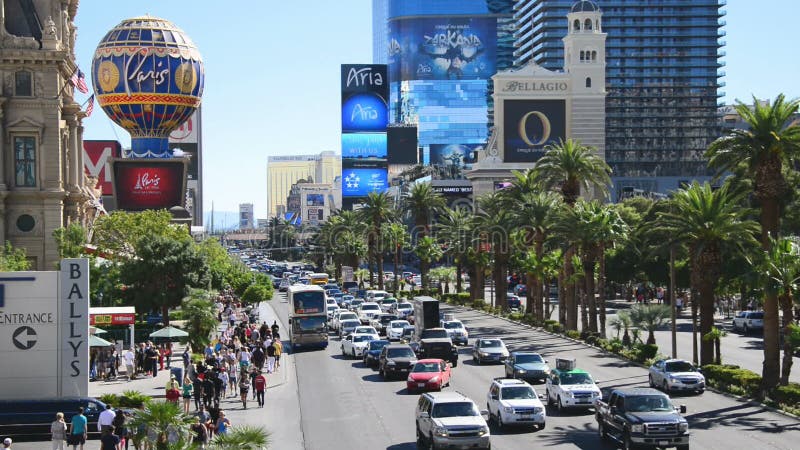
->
[{"left": 0, "top": 397, "right": 106, "bottom": 439}]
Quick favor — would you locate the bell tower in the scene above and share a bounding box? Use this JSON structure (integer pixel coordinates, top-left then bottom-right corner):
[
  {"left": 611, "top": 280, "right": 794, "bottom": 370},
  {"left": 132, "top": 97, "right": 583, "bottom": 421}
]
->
[{"left": 563, "top": 0, "right": 606, "bottom": 95}]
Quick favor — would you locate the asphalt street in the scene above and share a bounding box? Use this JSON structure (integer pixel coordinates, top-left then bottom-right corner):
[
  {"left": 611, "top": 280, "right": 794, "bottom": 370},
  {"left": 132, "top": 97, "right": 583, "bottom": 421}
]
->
[{"left": 271, "top": 292, "right": 800, "bottom": 450}]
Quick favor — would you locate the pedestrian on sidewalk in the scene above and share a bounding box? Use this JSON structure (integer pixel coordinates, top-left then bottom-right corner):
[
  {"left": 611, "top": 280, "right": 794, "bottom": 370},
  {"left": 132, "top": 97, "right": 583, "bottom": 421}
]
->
[
  {"left": 50, "top": 412, "right": 67, "bottom": 450},
  {"left": 165, "top": 374, "right": 179, "bottom": 391},
  {"left": 190, "top": 417, "right": 209, "bottom": 449},
  {"left": 2, "top": 438, "right": 11, "bottom": 449},
  {"left": 274, "top": 338, "right": 282, "bottom": 369},
  {"left": 217, "top": 368, "right": 228, "bottom": 399},
  {"left": 166, "top": 385, "right": 181, "bottom": 404},
  {"left": 112, "top": 410, "right": 128, "bottom": 450},
  {"left": 254, "top": 371, "right": 266, "bottom": 407},
  {"left": 182, "top": 377, "right": 193, "bottom": 414},
  {"left": 99, "top": 427, "right": 119, "bottom": 450},
  {"left": 123, "top": 348, "right": 135, "bottom": 382},
  {"left": 98, "top": 404, "right": 115, "bottom": 433},
  {"left": 271, "top": 320, "right": 280, "bottom": 340},
  {"left": 158, "top": 344, "right": 166, "bottom": 371},
  {"left": 68, "top": 407, "right": 87, "bottom": 450},
  {"left": 238, "top": 372, "right": 250, "bottom": 409},
  {"left": 182, "top": 347, "right": 191, "bottom": 371},
  {"left": 215, "top": 411, "right": 231, "bottom": 435},
  {"left": 265, "top": 340, "right": 276, "bottom": 373}
]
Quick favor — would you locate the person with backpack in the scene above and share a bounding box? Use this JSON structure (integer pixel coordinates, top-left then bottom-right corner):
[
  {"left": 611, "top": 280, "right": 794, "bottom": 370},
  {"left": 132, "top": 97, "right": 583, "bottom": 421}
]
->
[
  {"left": 271, "top": 320, "right": 280, "bottom": 339},
  {"left": 238, "top": 371, "right": 250, "bottom": 409},
  {"left": 253, "top": 371, "right": 267, "bottom": 407},
  {"left": 251, "top": 346, "right": 265, "bottom": 371},
  {"left": 265, "top": 340, "right": 277, "bottom": 374}
]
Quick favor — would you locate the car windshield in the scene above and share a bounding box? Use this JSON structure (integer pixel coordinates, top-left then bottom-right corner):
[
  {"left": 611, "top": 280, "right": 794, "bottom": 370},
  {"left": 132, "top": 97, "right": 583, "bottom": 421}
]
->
[
  {"left": 340, "top": 314, "right": 357, "bottom": 320},
  {"left": 561, "top": 372, "right": 593, "bottom": 385},
  {"left": 355, "top": 328, "right": 375, "bottom": 334},
  {"left": 478, "top": 339, "right": 503, "bottom": 348},
  {"left": 501, "top": 386, "right": 536, "bottom": 400},
  {"left": 665, "top": 361, "right": 696, "bottom": 372},
  {"left": 749, "top": 312, "right": 764, "bottom": 319},
  {"left": 361, "top": 304, "right": 380, "bottom": 311},
  {"left": 391, "top": 321, "right": 410, "bottom": 329},
  {"left": 295, "top": 316, "right": 326, "bottom": 332},
  {"left": 381, "top": 299, "right": 396, "bottom": 305},
  {"left": 353, "top": 335, "right": 374, "bottom": 343},
  {"left": 413, "top": 362, "right": 441, "bottom": 373},
  {"left": 398, "top": 303, "right": 412, "bottom": 309},
  {"left": 387, "top": 348, "right": 415, "bottom": 358},
  {"left": 443, "top": 322, "right": 462, "bottom": 329},
  {"left": 624, "top": 395, "right": 674, "bottom": 412},
  {"left": 369, "top": 341, "right": 388, "bottom": 350},
  {"left": 515, "top": 354, "right": 544, "bottom": 364},
  {"left": 381, "top": 316, "right": 398, "bottom": 323},
  {"left": 342, "top": 320, "right": 360, "bottom": 328},
  {"left": 431, "top": 402, "right": 479, "bottom": 418}
]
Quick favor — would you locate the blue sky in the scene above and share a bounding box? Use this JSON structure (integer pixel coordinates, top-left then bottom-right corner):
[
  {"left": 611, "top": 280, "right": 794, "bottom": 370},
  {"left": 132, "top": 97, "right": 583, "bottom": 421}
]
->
[{"left": 74, "top": 1, "right": 797, "bottom": 219}]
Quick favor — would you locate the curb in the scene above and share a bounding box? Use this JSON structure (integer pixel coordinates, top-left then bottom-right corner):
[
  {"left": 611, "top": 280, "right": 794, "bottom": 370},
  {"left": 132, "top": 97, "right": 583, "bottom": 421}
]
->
[{"left": 444, "top": 302, "right": 800, "bottom": 421}]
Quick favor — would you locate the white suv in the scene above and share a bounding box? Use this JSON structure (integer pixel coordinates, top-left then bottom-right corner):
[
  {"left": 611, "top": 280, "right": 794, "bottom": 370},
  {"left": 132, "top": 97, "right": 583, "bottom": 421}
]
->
[
  {"left": 358, "top": 302, "right": 382, "bottom": 324},
  {"left": 545, "top": 368, "right": 602, "bottom": 412},
  {"left": 486, "top": 378, "right": 546, "bottom": 430},
  {"left": 415, "top": 392, "right": 490, "bottom": 450},
  {"left": 732, "top": 311, "right": 764, "bottom": 334}
]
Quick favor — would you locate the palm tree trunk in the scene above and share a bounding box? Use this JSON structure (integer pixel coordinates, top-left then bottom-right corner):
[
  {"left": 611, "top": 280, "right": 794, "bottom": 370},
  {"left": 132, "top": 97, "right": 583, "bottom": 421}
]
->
[
  {"left": 598, "top": 247, "right": 607, "bottom": 338},
  {"left": 558, "top": 271, "right": 567, "bottom": 326},
  {"left": 761, "top": 197, "right": 781, "bottom": 392},
  {"left": 525, "top": 272, "right": 535, "bottom": 319},
  {"left": 394, "top": 247, "right": 401, "bottom": 295},
  {"left": 579, "top": 283, "right": 588, "bottom": 332},
  {"left": 544, "top": 277, "right": 551, "bottom": 320},
  {"left": 691, "top": 289, "right": 699, "bottom": 365},
  {"left": 585, "top": 256, "right": 598, "bottom": 334},
  {"left": 377, "top": 250, "right": 385, "bottom": 290},
  {"left": 564, "top": 247, "right": 578, "bottom": 330},
  {"left": 780, "top": 292, "right": 795, "bottom": 386},
  {"left": 455, "top": 261, "right": 463, "bottom": 294},
  {"left": 699, "top": 284, "right": 715, "bottom": 365}
]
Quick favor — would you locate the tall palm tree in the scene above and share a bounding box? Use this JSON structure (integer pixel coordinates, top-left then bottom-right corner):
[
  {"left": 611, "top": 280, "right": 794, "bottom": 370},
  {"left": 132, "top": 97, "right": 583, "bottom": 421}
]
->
[
  {"left": 415, "top": 236, "right": 443, "bottom": 290},
  {"left": 707, "top": 94, "right": 800, "bottom": 391},
  {"left": 534, "top": 138, "right": 612, "bottom": 330},
  {"left": 475, "top": 193, "right": 515, "bottom": 308},
  {"left": 437, "top": 207, "right": 473, "bottom": 294},
  {"left": 651, "top": 182, "right": 759, "bottom": 365},
  {"left": 359, "top": 192, "right": 395, "bottom": 289},
  {"left": 382, "top": 222, "right": 409, "bottom": 293},
  {"left": 404, "top": 181, "right": 446, "bottom": 237}
]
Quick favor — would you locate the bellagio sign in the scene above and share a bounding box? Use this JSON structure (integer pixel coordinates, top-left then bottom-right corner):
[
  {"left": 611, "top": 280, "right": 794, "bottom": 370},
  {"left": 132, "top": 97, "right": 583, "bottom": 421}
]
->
[{"left": 0, "top": 259, "right": 90, "bottom": 399}]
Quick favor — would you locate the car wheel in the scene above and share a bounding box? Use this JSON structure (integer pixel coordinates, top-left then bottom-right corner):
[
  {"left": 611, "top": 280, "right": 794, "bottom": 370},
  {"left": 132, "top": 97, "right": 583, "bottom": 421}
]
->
[
  {"left": 451, "top": 360, "right": 458, "bottom": 368},
  {"left": 379, "top": 366, "right": 384, "bottom": 377},
  {"left": 676, "top": 445, "right": 689, "bottom": 450},
  {"left": 663, "top": 381, "right": 670, "bottom": 394},
  {"left": 416, "top": 426, "right": 425, "bottom": 447},
  {"left": 427, "top": 434, "right": 437, "bottom": 450},
  {"left": 598, "top": 420, "right": 608, "bottom": 439},
  {"left": 497, "top": 414, "right": 505, "bottom": 430},
  {"left": 537, "top": 422, "right": 546, "bottom": 431},
  {"left": 352, "top": 349, "right": 356, "bottom": 359},
  {"left": 546, "top": 389, "right": 554, "bottom": 407},
  {"left": 557, "top": 396, "right": 564, "bottom": 413},
  {"left": 743, "top": 324, "right": 749, "bottom": 334},
  {"left": 473, "top": 355, "right": 478, "bottom": 364},
  {"left": 648, "top": 374, "right": 655, "bottom": 388},
  {"left": 341, "top": 347, "right": 346, "bottom": 357}
]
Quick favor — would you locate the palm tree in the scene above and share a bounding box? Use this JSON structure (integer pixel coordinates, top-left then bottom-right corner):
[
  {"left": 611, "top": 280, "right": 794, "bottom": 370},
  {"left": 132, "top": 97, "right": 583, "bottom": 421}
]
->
[
  {"left": 616, "top": 310, "right": 633, "bottom": 346},
  {"left": 129, "top": 401, "right": 194, "bottom": 450},
  {"left": 630, "top": 304, "right": 671, "bottom": 346},
  {"left": 534, "top": 138, "right": 612, "bottom": 331},
  {"left": 702, "top": 326, "right": 727, "bottom": 365},
  {"left": 358, "top": 192, "right": 395, "bottom": 289},
  {"left": 404, "top": 182, "right": 446, "bottom": 237},
  {"left": 706, "top": 94, "right": 800, "bottom": 391},
  {"left": 209, "top": 425, "right": 270, "bottom": 449},
  {"left": 415, "top": 236, "right": 443, "bottom": 290},
  {"left": 651, "top": 182, "right": 759, "bottom": 365},
  {"left": 437, "top": 207, "right": 473, "bottom": 294},
  {"left": 181, "top": 289, "right": 218, "bottom": 352},
  {"left": 475, "top": 192, "right": 515, "bottom": 308},
  {"left": 382, "top": 222, "right": 409, "bottom": 293}
]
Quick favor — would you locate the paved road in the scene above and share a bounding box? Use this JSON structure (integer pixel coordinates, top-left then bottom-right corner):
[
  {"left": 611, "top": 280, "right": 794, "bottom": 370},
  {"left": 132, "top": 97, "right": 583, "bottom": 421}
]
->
[{"left": 272, "top": 292, "right": 799, "bottom": 450}]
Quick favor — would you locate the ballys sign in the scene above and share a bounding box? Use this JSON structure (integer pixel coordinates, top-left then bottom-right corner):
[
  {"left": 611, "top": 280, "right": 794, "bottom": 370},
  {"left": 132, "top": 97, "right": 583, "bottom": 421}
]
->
[{"left": 112, "top": 159, "right": 186, "bottom": 211}]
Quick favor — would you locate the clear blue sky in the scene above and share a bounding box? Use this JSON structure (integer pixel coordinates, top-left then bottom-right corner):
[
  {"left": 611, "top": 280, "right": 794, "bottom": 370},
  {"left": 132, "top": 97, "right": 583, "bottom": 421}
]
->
[{"left": 74, "top": 1, "right": 797, "bottom": 219}]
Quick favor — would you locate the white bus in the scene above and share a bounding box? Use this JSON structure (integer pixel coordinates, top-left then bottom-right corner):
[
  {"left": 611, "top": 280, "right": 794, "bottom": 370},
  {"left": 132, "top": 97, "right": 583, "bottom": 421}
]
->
[{"left": 287, "top": 285, "right": 328, "bottom": 351}]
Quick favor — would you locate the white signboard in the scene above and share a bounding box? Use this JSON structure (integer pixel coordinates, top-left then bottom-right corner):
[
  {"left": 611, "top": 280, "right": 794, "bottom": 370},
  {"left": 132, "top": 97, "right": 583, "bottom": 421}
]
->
[{"left": 60, "top": 259, "right": 89, "bottom": 397}]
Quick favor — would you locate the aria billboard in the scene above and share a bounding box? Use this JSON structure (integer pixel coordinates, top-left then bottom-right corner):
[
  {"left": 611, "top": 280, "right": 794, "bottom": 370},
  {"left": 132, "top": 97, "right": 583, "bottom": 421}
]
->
[
  {"left": 341, "top": 133, "right": 387, "bottom": 159},
  {"left": 388, "top": 17, "right": 497, "bottom": 81},
  {"left": 112, "top": 159, "right": 187, "bottom": 211},
  {"left": 503, "top": 99, "right": 566, "bottom": 163}
]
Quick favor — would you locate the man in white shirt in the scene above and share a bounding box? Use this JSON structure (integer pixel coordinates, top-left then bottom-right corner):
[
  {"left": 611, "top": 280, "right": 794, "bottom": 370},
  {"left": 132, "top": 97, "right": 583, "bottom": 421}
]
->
[
  {"left": 123, "top": 347, "right": 136, "bottom": 381},
  {"left": 97, "top": 404, "right": 116, "bottom": 432}
]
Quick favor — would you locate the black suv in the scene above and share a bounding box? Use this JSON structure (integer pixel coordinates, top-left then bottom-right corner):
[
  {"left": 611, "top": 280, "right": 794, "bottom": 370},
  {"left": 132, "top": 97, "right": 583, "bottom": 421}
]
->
[{"left": 378, "top": 344, "right": 417, "bottom": 380}]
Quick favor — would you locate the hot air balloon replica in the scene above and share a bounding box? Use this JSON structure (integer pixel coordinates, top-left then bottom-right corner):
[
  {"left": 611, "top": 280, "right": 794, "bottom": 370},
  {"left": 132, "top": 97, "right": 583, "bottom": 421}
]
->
[{"left": 91, "top": 16, "right": 204, "bottom": 211}]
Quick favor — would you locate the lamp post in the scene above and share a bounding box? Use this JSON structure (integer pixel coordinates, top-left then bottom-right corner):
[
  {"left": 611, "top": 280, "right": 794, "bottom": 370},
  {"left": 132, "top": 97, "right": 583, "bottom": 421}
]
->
[{"left": 670, "top": 245, "right": 677, "bottom": 359}]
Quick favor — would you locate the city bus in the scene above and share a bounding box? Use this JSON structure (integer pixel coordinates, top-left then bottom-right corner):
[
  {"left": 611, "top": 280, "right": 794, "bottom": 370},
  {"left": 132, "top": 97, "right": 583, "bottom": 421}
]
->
[
  {"left": 287, "top": 285, "right": 328, "bottom": 351},
  {"left": 309, "top": 273, "right": 329, "bottom": 286}
]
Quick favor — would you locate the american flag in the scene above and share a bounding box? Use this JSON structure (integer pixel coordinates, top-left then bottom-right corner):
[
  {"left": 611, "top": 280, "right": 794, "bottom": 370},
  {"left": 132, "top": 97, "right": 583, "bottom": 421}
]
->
[
  {"left": 84, "top": 95, "right": 94, "bottom": 117},
  {"left": 71, "top": 69, "right": 89, "bottom": 94}
]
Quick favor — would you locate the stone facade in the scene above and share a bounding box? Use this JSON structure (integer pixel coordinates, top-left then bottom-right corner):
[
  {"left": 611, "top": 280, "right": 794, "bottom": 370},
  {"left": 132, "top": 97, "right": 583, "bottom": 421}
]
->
[{"left": 0, "top": 0, "right": 94, "bottom": 269}]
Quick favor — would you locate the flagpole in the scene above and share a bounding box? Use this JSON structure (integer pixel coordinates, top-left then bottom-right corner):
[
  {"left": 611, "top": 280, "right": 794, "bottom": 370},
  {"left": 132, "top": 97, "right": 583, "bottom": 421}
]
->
[{"left": 56, "top": 65, "right": 79, "bottom": 99}]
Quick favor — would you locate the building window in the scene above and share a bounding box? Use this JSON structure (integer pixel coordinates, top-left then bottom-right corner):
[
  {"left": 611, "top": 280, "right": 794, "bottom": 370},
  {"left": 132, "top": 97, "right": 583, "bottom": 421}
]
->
[
  {"left": 586, "top": 77, "right": 592, "bottom": 88},
  {"left": 585, "top": 19, "right": 593, "bottom": 30},
  {"left": 16, "top": 214, "right": 35, "bottom": 232},
  {"left": 13, "top": 136, "right": 36, "bottom": 187},
  {"left": 15, "top": 70, "right": 32, "bottom": 96},
  {"left": 592, "top": 51, "right": 598, "bottom": 61},
  {"left": 573, "top": 19, "right": 581, "bottom": 31}
]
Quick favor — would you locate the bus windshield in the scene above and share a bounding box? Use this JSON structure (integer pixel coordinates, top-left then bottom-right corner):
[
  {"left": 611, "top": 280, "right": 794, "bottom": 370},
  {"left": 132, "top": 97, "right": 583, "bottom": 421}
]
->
[
  {"left": 294, "top": 316, "right": 326, "bottom": 332},
  {"left": 293, "top": 291, "right": 325, "bottom": 314}
]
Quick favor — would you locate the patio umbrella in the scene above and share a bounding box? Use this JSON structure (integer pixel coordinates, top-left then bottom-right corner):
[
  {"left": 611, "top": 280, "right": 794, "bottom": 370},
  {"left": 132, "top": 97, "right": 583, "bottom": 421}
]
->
[
  {"left": 90, "top": 326, "right": 107, "bottom": 335},
  {"left": 149, "top": 326, "right": 189, "bottom": 340},
  {"left": 89, "top": 334, "right": 114, "bottom": 347}
]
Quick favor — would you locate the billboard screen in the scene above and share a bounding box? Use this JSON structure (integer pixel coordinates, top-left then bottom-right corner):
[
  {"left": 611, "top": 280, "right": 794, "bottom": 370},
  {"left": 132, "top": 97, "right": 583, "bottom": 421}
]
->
[
  {"left": 112, "top": 160, "right": 186, "bottom": 211},
  {"left": 341, "top": 64, "right": 388, "bottom": 99},
  {"left": 503, "top": 99, "right": 566, "bottom": 163},
  {"left": 306, "top": 194, "right": 325, "bottom": 207},
  {"left": 342, "top": 133, "right": 387, "bottom": 159},
  {"left": 430, "top": 144, "right": 479, "bottom": 169},
  {"left": 341, "top": 93, "right": 389, "bottom": 132},
  {"left": 83, "top": 140, "right": 121, "bottom": 196},
  {"left": 387, "top": 126, "right": 418, "bottom": 164},
  {"left": 342, "top": 168, "right": 388, "bottom": 198},
  {"left": 388, "top": 17, "right": 497, "bottom": 81}
]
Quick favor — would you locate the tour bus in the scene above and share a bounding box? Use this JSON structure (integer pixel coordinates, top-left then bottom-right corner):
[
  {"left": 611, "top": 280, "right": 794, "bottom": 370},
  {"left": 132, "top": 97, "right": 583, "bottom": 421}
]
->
[
  {"left": 288, "top": 285, "right": 328, "bottom": 351},
  {"left": 309, "top": 273, "right": 329, "bottom": 286}
]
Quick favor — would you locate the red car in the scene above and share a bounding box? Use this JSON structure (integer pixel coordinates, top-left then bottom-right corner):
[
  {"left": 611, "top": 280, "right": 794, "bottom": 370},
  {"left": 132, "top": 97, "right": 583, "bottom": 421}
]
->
[{"left": 406, "top": 359, "right": 451, "bottom": 393}]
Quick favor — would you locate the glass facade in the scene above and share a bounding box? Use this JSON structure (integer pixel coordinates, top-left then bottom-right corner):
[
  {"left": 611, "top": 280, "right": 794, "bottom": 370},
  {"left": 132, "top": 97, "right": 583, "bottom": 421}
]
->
[
  {"left": 513, "top": 0, "right": 725, "bottom": 196},
  {"left": 375, "top": 0, "right": 515, "bottom": 179}
]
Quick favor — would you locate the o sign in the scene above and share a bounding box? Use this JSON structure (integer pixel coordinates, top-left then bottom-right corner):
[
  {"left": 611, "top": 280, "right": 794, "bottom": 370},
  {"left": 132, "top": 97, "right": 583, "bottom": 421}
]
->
[{"left": 518, "top": 111, "right": 552, "bottom": 146}]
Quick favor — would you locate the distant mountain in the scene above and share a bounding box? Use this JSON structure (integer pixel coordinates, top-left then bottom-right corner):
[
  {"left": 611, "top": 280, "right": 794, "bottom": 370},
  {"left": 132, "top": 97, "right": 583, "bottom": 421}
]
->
[{"left": 202, "top": 211, "right": 242, "bottom": 232}]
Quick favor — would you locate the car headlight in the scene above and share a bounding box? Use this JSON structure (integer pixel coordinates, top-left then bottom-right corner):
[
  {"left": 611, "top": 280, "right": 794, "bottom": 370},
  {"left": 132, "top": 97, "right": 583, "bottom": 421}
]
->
[
  {"left": 430, "top": 376, "right": 439, "bottom": 384},
  {"left": 544, "top": 367, "right": 551, "bottom": 373},
  {"left": 679, "top": 422, "right": 689, "bottom": 433},
  {"left": 387, "top": 361, "right": 396, "bottom": 366},
  {"left": 668, "top": 375, "right": 678, "bottom": 381},
  {"left": 433, "top": 426, "right": 448, "bottom": 437},
  {"left": 479, "top": 351, "right": 489, "bottom": 357},
  {"left": 567, "top": 391, "right": 575, "bottom": 398},
  {"left": 407, "top": 375, "right": 414, "bottom": 382},
  {"left": 516, "top": 369, "right": 527, "bottom": 374},
  {"left": 631, "top": 424, "right": 644, "bottom": 433},
  {"left": 592, "top": 391, "right": 601, "bottom": 397},
  {"left": 478, "top": 426, "right": 489, "bottom": 436},
  {"left": 503, "top": 406, "right": 514, "bottom": 413}
]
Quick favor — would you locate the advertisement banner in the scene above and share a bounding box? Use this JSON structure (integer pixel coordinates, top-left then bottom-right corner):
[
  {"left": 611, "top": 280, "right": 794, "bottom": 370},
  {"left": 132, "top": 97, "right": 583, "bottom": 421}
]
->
[
  {"left": 387, "top": 125, "right": 418, "bottom": 164},
  {"left": 342, "top": 133, "right": 387, "bottom": 159},
  {"left": 168, "top": 110, "right": 200, "bottom": 143},
  {"left": 342, "top": 168, "right": 389, "bottom": 198},
  {"left": 83, "top": 140, "right": 121, "bottom": 196},
  {"left": 430, "top": 144, "right": 479, "bottom": 170},
  {"left": 341, "top": 93, "right": 389, "bottom": 132},
  {"left": 112, "top": 159, "right": 186, "bottom": 211},
  {"left": 341, "top": 64, "right": 388, "bottom": 99},
  {"left": 306, "top": 194, "right": 325, "bottom": 207},
  {"left": 388, "top": 17, "right": 497, "bottom": 81},
  {"left": 503, "top": 99, "right": 566, "bottom": 163}
]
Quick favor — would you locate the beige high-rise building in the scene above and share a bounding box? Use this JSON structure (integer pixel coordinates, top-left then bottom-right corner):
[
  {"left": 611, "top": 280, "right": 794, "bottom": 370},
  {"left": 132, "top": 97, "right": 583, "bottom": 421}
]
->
[
  {"left": 0, "top": 1, "right": 96, "bottom": 269},
  {"left": 266, "top": 151, "right": 340, "bottom": 218}
]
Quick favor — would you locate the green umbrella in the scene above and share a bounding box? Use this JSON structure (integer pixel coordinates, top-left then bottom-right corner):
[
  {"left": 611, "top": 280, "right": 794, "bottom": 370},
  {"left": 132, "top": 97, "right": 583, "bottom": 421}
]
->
[
  {"left": 149, "top": 326, "right": 189, "bottom": 340},
  {"left": 89, "top": 334, "right": 114, "bottom": 347}
]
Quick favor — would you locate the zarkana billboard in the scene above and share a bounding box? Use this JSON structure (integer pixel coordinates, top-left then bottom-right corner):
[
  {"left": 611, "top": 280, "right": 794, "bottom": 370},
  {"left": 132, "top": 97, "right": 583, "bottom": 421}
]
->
[
  {"left": 388, "top": 17, "right": 497, "bottom": 81},
  {"left": 503, "top": 99, "right": 566, "bottom": 163}
]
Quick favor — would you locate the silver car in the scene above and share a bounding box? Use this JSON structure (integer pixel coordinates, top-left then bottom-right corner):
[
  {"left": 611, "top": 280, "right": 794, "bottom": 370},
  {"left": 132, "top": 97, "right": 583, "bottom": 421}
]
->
[{"left": 649, "top": 359, "right": 705, "bottom": 394}]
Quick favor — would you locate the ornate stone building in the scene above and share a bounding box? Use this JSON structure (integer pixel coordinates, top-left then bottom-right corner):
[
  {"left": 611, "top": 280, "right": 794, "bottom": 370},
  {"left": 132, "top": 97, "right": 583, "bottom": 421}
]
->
[{"left": 0, "top": 0, "right": 95, "bottom": 269}]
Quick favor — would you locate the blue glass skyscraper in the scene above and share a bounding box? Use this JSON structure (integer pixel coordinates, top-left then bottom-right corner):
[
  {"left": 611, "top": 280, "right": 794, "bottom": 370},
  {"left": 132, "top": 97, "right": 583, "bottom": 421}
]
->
[
  {"left": 513, "top": 0, "right": 726, "bottom": 196},
  {"left": 373, "top": 0, "right": 515, "bottom": 171}
]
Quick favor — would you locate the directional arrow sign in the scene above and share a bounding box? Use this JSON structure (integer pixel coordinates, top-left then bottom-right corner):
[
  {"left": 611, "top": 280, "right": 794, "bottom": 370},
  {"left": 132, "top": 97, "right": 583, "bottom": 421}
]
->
[{"left": 12, "top": 325, "right": 37, "bottom": 350}]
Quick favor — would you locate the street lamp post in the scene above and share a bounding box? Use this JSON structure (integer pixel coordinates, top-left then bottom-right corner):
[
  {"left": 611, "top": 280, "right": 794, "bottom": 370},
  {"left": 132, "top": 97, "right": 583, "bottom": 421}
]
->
[{"left": 670, "top": 245, "right": 677, "bottom": 359}]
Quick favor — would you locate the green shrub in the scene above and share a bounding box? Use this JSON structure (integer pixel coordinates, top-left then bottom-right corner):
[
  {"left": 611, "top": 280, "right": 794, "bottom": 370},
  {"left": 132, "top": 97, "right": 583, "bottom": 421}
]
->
[
  {"left": 702, "top": 364, "right": 762, "bottom": 397},
  {"left": 508, "top": 312, "right": 524, "bottom": 321},
  {"left": 99, "top": 393, "right": 118, "bottom": 407},
  {"left": 566, "top": 330, "right": 581, "bottom": 340},
  {"left": 169, "top": 309, "right": 185, "bottom": 320},
  {"left": 595, "top": 337, "right": 608, "bottom": 348},
  {"left": 118, "top": 390, "right": 150, "bottom": 408},
  {"left": 638, "top": 344, "right": 659, "bottom": 360},
  {"left": 609, "top": 340, "right": 624, "bottom": 354},
  {"left": 771, "top": 384, "right": 800, "bottom": 407},
  {"left": 472, "top": 299, "right": 486, "bottom": 309},
  {"left": 551, "top": 323, "right": 564, "bottom": 333},
  {"left": 457, "top": 293, "right": 470, "bottom": 303}
]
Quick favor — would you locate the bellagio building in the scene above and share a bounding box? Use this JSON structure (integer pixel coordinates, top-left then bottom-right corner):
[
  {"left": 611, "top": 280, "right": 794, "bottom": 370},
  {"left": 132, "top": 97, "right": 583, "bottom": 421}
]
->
[{"left": 0, "top": 0, "right": 96, "bottom": 269}]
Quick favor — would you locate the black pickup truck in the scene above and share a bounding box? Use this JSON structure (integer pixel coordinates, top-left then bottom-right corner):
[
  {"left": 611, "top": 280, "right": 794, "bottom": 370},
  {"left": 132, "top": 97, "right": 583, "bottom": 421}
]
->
[{"left": 595, "top": 388, "right": 689, "bottom": 450}]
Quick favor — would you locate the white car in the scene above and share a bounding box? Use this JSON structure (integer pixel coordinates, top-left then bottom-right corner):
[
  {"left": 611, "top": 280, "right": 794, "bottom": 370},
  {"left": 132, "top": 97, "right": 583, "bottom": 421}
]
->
[
  {"left": 442, "top": 320, "right": 469, "bottom": 345},
  {"left": 395, "top": 302, "right": 414, "bottom": 319},
  {"left": 366, "top": 290, "right": 390, "bottom": 302},
  {"left": 341, "top": 333, "right": 375, "bottom": 358},
  {"left": 486, "top": 378, "right": 546, "bottom": 430},
  {"left": 386, "top": 320, "right": 411, "bottom": 340},
  {"left": 333, "top": 311, "right": 359, "bottom": 331},
  {"left": 545, "top": 368, "right": 602, "bottom": 412},
  {"left": 326, "top": 304, "right": 340, "bottom": 319},
  {"left": 352, "top": 325, "right": 379, "bottom": 339},
  {"left": 358, "top": 302, "right": 382, "bottom": 324},
  {"left": 732, "top": 311, "right": 764, "bottom": 334},
  {"left": 649, "top": 359, "right": 705, "bottom": 394},
  {"left": 326, "top": 298, "right": 338, "bottom": 308}
]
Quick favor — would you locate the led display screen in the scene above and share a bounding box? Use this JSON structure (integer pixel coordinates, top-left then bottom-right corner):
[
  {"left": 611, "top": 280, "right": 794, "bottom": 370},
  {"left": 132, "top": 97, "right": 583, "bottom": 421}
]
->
[
  {"left": 306, "top": 194, "right": 325, "bottom": 207},
  {"left": 503, "top": 99, "right": 566, "bottom": 163},
  {"left": 342, "top": 133, "right": 387, "bottom": 159},
  {"left": 341, "top": 92, "right": 389, "bottom": 132},
  {"left": 342, "top": 168, "right": 389, "bottom": 198},
  {"left": 387, "top": 126, "right": 418, "bottom": 164},
  {"left": 430, "top": 144, "right": 479, "bottom": 169},
  {"left": 112, "top": 160, "right": 186, "bottom": 211},
  {"left": 388, "top": 17, "right": 497, "bottom": 81}
]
